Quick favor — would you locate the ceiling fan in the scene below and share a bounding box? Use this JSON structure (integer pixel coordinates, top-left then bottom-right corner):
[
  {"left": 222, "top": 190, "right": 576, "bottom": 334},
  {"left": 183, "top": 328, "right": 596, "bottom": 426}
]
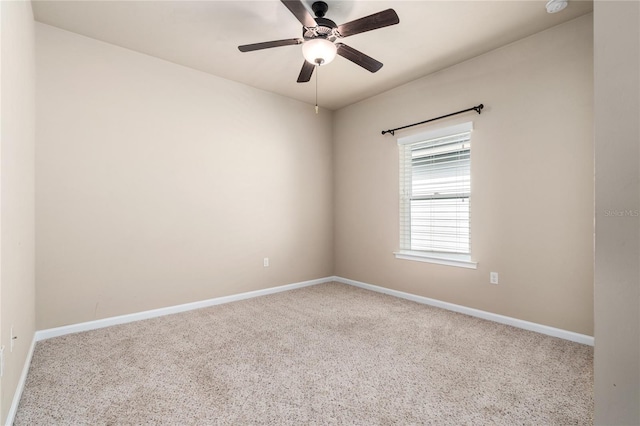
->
[{"left": 238, "top": 0, "right": 400, "bottom": 83}]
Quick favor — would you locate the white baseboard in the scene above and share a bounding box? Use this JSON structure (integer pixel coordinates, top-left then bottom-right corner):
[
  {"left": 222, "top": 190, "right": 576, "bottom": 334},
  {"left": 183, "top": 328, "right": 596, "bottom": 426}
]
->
[
  {"left": 35, "top": 274, "right": 594, "bottom": 346},
  {"left": 5, "top": 335, "right": 37, "bottom": 426},
  {"left": 333, "top": 276, "right": 594, "bottom": 346},
  {"left": 36, "top": 277, "right": 333, "bottom": 342}
]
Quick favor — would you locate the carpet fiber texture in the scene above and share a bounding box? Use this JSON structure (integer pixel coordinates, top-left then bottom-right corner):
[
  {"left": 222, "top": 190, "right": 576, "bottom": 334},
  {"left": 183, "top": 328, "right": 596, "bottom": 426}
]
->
[{"left": 15, "top": 282, "right": 593, "bottom": 425}]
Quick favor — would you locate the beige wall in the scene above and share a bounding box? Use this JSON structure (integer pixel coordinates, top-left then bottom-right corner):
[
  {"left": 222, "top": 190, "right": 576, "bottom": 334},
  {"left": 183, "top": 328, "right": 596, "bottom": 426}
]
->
[
  {"left": 333, "top": 15, "right": 594, "bottom": 335},
  {"left": 35, "top": 23, "right": 333, "bottom": 329},
  {"left": 594, "top": 1, "right": 640, "bottom": 424},
  {"left": 0, "top": 0, "right": 37, "bottom": 423}
]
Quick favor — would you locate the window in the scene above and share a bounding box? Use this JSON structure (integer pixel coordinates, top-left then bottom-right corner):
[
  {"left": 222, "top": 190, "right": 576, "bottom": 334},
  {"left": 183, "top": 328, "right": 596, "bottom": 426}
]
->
[{"left": 395, "top": 122, "right": 477, "bottom": 269}]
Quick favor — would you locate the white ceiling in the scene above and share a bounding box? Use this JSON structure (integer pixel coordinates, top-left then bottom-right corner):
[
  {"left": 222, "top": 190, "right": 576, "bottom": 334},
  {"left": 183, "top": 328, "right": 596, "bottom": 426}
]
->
[{"left": 32, "top": 0, "right": 593, "bottom": 110}]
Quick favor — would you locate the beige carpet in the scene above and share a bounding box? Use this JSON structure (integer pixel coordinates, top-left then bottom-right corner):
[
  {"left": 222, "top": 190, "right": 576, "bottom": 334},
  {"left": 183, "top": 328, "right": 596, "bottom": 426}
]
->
[{"left": 15, "top": 282, "right": 593, "bottom": 425}]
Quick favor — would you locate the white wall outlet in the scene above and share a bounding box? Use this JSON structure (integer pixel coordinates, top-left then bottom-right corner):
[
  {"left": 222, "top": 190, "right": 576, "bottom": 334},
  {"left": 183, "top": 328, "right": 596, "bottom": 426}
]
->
[
  {"left": 490, "top": 272, "right": 499, "bottom": 284},
  {"left": 263, "top": 257, "right": 269, "bottom": 267}
]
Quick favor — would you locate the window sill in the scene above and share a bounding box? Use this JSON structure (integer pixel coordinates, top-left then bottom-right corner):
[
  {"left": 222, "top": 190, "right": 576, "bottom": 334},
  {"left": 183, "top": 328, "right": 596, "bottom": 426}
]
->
[{"left": 393, "top": 250, "right": 478, "bottom": 269}]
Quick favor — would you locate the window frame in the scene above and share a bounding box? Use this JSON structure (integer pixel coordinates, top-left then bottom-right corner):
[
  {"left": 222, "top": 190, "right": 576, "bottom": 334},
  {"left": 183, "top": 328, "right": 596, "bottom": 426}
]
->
[{"left": 394, "top": 121, "right": 477, "bottom": 269}]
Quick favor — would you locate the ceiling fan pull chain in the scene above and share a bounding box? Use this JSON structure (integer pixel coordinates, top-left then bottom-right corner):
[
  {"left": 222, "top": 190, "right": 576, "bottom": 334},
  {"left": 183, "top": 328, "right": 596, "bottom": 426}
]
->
[{"left": 315, "top": 65, "right": 319, "bottom": 114}]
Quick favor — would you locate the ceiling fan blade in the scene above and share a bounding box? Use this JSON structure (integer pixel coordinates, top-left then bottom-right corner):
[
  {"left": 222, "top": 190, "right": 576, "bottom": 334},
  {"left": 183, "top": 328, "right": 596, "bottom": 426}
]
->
[
  {"left": 238, "top": 38, "right": 303, "bottom": 52},
  {"left": 336, "top": 43, "right": 383, "bottom": 73},
  {"left": 337, "top": 9, "right": 399, "bottom": 38},
  {"left": 297, "top": 61, "right": 315, "bottom": 83},
  {"left": 281, "top": 0, "right": 317, "bottom": 28}
]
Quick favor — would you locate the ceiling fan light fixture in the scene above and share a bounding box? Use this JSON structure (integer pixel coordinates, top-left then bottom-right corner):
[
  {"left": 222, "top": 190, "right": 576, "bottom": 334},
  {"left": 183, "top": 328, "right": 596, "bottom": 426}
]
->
[{"left": 302, "top": 38, "right": 337, "bottom": 66}]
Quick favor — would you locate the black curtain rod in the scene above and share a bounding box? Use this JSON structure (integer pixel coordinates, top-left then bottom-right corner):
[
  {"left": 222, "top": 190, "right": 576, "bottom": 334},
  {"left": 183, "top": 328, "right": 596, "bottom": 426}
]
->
[{"left": 381, "top": 104, "right": 484, "bottom": 136}]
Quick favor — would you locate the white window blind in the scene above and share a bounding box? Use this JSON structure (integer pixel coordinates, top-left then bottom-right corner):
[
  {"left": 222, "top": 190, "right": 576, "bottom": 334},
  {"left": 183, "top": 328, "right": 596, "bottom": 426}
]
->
[{"left": 399, "top": 123, "right": 472, "bottom": 256}]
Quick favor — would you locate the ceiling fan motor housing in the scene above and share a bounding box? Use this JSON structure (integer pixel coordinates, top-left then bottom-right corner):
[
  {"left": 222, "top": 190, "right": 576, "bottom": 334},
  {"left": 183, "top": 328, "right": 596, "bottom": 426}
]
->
[
  {"left": 303, "top": 17, "right": 337, "bottom": 41},
  {"left": 303, "top": 2, "right": 337, "bottom": 41}
]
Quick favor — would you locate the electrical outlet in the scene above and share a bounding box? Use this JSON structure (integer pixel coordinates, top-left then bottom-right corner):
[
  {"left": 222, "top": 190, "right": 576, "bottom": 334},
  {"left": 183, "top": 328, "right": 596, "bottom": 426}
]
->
[
  {"left": 490, "top": 272, "right": 499, "bottom": 284},
  {"left": 263, "top": 257, "right": 269, "bottom": 267}
]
